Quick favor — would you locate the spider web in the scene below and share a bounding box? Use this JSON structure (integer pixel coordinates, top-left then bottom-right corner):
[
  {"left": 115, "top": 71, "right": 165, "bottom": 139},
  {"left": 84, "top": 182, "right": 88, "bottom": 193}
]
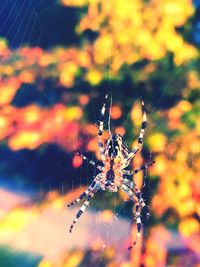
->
[{"left": 0, "top": 1, "right": 190, "bottom": 265}]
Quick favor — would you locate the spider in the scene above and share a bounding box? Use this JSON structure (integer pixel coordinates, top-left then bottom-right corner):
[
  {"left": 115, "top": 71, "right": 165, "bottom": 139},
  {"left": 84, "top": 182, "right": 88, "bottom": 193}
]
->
[{"left": 67, "top": 95, "right": 154, "bottom": 250}]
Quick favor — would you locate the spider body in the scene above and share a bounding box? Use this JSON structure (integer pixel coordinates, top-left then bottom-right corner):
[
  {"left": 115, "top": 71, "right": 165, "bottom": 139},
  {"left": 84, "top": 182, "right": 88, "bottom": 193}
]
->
[
  {"left": 105, "top": 134, "right": 129, "bottom": 159},
  {"left": 98, "top": 158, "right": 122, "bottom": 192},
  {"left": 68, "top": 95, "right": 154, "bottom": 249},
  {"left": 100, "top": 133, "right": 128, "bottom": 192}
]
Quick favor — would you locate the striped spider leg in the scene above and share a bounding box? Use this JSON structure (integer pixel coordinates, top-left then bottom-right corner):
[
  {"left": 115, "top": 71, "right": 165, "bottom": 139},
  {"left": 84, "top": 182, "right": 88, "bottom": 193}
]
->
[
  {"left": 74, "top": 94, "right": 110, "bottom": 172},
  {"left": 122, "top": 161, "right": 155, "bottom": 176},
  {"left": 121, "top": 181, "right": 146, "bottom": 250},
  {"left": 121, "top": 101, "right": 147, "bottom": 169},
  {"left": 68, "top": 174, "right": 102, "bottom": 233},
  {"left": 120, "top": 161, "right": 155, "bottom": 249},
  {"left": 76, "top": 153, "right": 104, "bottom": 171},
  {"left": 68, "top": 96, "right": 110, "bottom": 232},
  {"left": 97, "top": 94, "right": 110, "bottom": 162}
]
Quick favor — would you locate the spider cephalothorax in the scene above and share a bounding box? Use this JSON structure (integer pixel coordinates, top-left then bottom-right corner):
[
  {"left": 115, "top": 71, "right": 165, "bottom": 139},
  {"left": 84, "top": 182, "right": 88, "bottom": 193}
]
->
[{"left": 67, "top": 95, "right": 154, "bottom": 250}]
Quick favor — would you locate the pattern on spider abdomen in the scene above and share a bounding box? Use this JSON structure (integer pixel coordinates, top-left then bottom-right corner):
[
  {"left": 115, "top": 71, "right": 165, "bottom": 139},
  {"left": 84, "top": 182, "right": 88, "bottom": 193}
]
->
[
  {"left": 105, "top": 167, "right": 114, "bottom": 186},
  {"left": 101, "top": 157, "right": 122, "bottom": 192},
  {"left": 105, "top": 134, "right": 129, "bottom": 159},
  {"left": 67, "top": 94, "right": 155, "bottom": 250}
]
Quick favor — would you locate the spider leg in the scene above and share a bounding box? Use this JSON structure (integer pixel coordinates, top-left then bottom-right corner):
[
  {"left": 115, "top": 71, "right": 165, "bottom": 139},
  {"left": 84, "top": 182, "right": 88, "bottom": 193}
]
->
[
  {"left": 68, "top": 179, "right": 100, "bottom": 233},
  {"left": 122, "top": 183, "right": 145, "bottom": 215},
  {"left": 132, "top": 184, "right": 149, "bottom": 214},
  {"left": 122, "top": 178, "right": 134, "bottom": 188},
  {"left": 67, "top": 175, "right": 101, "bottom": 207},
  {"left": 137, "top": 100, "right": 147, "bottom": 148},
  {"left": 128, "top": 202, "right": 142, "bottom": 250},
  {"left": 122, "top": 161, "right": 155, "bottom": 175},
  {"left": 123, "top": 178, "right": 150, "bottom": 216},
  {"left": 121, "top": 183, "right": 137, "bottom": 202},
  {"left": 77, "top": 153, "right": 104, "bottom": 171},
  {"left": 121, "top": 183, "right": 142, "bottom": 249},
  {"left": 122, "top": 101, "right": 147, "bottom": 167},
  {"left": 67, "top": 185, "right": 93, "bottom": 208},
  {"left": 69, "top": 192, "right": 95, "bottom": 233},
  {"left": 97, "top": 95, "right": 109, "bottom": 161}
]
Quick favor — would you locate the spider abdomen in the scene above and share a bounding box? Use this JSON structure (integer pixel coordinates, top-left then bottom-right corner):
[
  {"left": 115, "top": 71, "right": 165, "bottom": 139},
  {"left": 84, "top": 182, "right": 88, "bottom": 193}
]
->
[
  {"left": 106, "top": 169, "right": 115, "bottom": 186},
  {"left": 98, "top": 164, "right": 122, "bottom": 192}
]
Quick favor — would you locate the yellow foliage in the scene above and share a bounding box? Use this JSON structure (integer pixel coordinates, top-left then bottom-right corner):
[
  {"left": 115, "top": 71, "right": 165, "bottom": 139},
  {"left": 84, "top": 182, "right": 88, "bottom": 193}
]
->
[
  {"left": 77, "top": 51, "right": 91, "bottom": 67},
  {"left": 8, "top": 131, "right": 41, "bottom": 150},
  {"left": 0, "top": 208, "right": 38, "bottom": 236},
  {"left": 178, "top": 182, "right": 191, "bottom": 199},
  {"left": 176, "top": 150, "right": 187, "bottom": 163},
  {"left": 23, "top": 105, "right": 41, "bottom": 123},
  {"left": 0, "top": 38, "right": 8, "bottom": 50},
  {"left": 0, "top": 79, "right": 21, "bottom": 105},
  {"left": 177, "top": 199, "right": 195, "bottom": 217},
  {"left": 131, "top": 102, "right": 142, "bottom": 126},
  {"left": 39, "top": 54, "right": 56, "bottom": 67},
  {"left": 38, "top": 259, "right": 53, "bottom": 267},
  {"left": 179, "top": 218, "right": 200, "bottom": 237},
  {"left": 152, "top": 195, "right": 168, "bottom": 217},
  {"left": 94, "top": 33, "right": 113, "bottom": 64},
  {"left": 19, "top": 70, "right": 35, "bottom": 83},
  {"left": 63, "top": 251, "right": 84, "bottom": 267},
  {"left": 61, "top": 0, "right": 89, "bottom": 7},
  {"left": 60, "top": 62, "right": 78, "bottom": 87},
  {"left": 178, "top": 100, "right": 192, "bottom": 112},
  {"left": 52, "top": 197, "right": 65, "bottom": 210},
  {"left": 174, "top": 44, "right": 198, "bottom": 65},
  {"left": 187, "top": 71, "right": 200, "bottom": 89},
  {"left": 62, "top": 0, "right": 197, "bottom": 71},
  {"left": 65, "top": 107, "right": 83, "bottom": 120},
  {"left": 86, "top": 69, "right": 102, "bottom": 85},
  {"left": 148, "top": 133, "right": 167, "bottom": 152}
]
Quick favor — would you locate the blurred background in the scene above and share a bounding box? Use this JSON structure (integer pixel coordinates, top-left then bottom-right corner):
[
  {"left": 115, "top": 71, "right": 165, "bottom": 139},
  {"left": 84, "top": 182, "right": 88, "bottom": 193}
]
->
[{"left": 0, "top": 0, "right": 200, "bottom": 266}]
